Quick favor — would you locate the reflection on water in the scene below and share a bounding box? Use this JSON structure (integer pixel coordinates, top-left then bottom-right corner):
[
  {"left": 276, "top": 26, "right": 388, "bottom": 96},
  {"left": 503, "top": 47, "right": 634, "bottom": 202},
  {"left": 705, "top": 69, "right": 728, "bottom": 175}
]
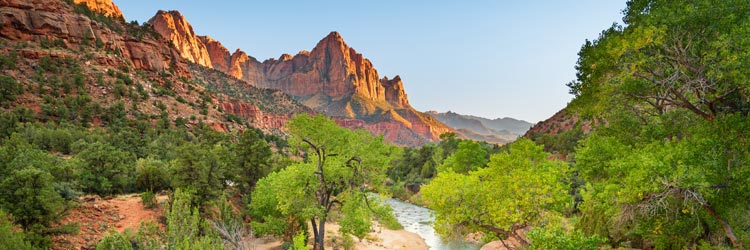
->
[{"left": 385, "top": 199, "right": 480, "bottom": 250}]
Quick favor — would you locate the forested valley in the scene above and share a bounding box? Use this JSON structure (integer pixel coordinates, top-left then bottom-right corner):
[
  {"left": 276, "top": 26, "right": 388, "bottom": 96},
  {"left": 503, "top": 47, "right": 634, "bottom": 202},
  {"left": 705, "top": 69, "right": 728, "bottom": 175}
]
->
[{"left": 2, "top": 0, "right": 750, "bottom": 249}]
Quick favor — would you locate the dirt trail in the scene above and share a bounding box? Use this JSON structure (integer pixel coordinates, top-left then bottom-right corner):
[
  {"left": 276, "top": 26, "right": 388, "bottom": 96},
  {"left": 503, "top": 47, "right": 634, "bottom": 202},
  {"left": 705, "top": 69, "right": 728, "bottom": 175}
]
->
[
  {"left": 52, "top": 194, "right": 166, "bottom": 250},
  {"left": 106, "top": 194, "right": 164, "bottom": 232}
]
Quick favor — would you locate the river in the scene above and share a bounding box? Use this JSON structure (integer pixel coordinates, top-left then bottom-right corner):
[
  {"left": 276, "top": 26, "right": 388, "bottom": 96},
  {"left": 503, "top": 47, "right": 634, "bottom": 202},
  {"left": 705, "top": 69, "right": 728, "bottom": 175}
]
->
[{"left": 385, "top": 199, "right": 480, "bottom": 250}]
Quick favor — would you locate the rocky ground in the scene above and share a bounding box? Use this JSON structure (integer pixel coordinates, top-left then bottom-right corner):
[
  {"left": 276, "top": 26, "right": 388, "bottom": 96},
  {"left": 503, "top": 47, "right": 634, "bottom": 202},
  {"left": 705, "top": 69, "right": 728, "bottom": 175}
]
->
[{"left": 52, "top": 194, "right": 167, "bottom": 250}]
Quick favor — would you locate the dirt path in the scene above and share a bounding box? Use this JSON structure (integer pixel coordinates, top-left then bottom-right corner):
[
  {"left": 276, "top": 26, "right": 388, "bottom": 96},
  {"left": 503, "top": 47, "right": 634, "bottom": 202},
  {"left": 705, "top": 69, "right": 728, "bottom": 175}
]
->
[
  {"left": 52, "top": 194, "right": 167, "bottom": 250},
  {"left": 104, "top": 194, "right": 164, "bottom": 232}
]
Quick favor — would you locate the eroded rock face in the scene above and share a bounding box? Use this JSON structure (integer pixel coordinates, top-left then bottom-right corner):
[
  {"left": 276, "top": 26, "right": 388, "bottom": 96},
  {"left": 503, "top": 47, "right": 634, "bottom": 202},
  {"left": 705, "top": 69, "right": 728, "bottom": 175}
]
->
[
  {"left": 198, "top": 35, "right": 230, "bottom": 72},
  {"left": 381, "top": 76, "right": 410, "bottom": 108},
  {"left": 0, "top": 0, "right": 189, "bottom": 77},
  {"left": 261, "top": 32, "right": 385, "bottom": 102},
  {"left": 219, "top": 102, "right": 290, "bottom": 130},
  {"left": 72, "top": 0, "right": 124, "bottom": 20},
  {"left": 147, "top": 10, "right": 212, "bottom": 68},
  {"left": 230, "top": 49, "right": 265, "bottom": 86}
]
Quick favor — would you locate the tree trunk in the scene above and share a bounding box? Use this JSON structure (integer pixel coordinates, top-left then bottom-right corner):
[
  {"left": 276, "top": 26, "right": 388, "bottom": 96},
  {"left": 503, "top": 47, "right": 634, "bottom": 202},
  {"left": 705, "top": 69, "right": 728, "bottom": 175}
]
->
[
  {"left": 704, "top": 204, "right": 741, "bottom": 249},
  {"left": 316, "top": 217, "right": 326, "bottom": 250}
]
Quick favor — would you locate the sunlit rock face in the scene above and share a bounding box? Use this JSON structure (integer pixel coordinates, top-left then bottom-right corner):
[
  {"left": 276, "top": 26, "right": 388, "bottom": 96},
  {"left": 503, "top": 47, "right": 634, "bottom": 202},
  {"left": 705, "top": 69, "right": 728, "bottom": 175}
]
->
[
  {"left": 72, "top": 0, "right": 124, "bottom": 20},
  {"left": 0, "top": 0, "right": 190, "bottom": 77},
  {"left": 148, "top": 10, "right": 212, "bottom": 67}
]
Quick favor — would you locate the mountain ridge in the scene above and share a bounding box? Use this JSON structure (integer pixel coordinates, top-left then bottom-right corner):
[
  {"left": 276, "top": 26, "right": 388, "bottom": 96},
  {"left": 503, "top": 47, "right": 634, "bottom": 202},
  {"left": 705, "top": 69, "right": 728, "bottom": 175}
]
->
[
  {"left": 427, "top": 110, "right": 532, "bottom": 144},
  {"left": 146, "top": 10, "right": 453, "bottom": 146}
]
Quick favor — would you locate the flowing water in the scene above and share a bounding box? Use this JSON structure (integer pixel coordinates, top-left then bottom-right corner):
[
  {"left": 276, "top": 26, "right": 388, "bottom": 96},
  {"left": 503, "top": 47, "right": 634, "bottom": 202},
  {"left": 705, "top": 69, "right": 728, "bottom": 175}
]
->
[{"left": 385, "top": 199, "right": 480, "bottom": 250}]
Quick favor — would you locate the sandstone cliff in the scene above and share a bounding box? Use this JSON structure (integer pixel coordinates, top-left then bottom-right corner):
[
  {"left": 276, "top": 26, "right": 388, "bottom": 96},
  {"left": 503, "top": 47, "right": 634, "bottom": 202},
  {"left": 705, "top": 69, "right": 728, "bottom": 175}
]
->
[
  {"left": 229, "top": 49, "right": 265, "bottom": 86},
  {"left": 147, "top": 10, "right": 212, "bottom": 67},
  {"left": 72, "top": 0, "right": 123, "bottom": 20},
  {"left": 0, "top": 0, "right": 189, "bottom": 77},
  {"left": 198, "top": 35, "right": 230, "bottom": 72}
]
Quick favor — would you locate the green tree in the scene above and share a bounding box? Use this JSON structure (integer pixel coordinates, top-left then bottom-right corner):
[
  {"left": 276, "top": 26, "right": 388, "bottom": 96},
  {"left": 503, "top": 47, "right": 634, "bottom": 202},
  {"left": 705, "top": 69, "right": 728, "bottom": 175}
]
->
[
  {"left": 567, "top": 0, "right": 750, "bottom": 121},
  {"left": 422, "top": 138, "right": 569, "bottom": 244},
  {"left": 165, "top": 189, "right": 222, "bottom": 248},
  {"left": 0, "top": 210, "right": 34, "bottom": 250},
  {"left": 135, "top": 157, "right": 169, "bottom": 192},
  {"left": 233, "top": 129, "right": 272, "bottom": 193},
  {"left": 251, "top": 115, "right": 397, "bottom": 250},
  {"left": 437, "top": 140, "right": 488, "bottom": 174},
  {"left": 0, "top": 167, "right": 69, "bottom": 249},
  {"left": 566, "top": 0, "right": 750, "bottom": 248},
  {"left": 0, "top": 75, "right": 23, "bottom": 106},
  {"left": 75, "top": 141, "right": 136, "bottom": 195},
  {"left": 170, "top": 143, "right": 231, "bottom": 206}
]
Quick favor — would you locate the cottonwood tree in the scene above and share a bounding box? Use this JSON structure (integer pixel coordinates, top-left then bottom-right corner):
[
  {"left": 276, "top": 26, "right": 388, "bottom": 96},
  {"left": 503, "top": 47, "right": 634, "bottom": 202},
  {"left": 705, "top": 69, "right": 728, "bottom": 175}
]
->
[
  {"left": 568, "top": 0, "right": 750, "bottom": 248},
  {"left": 251, "top": 115, "right": 397, "bottom": 250},
  {"left": 423, "top": 139, "right": 570, "bottom": 248},
  {"left": 568, "top": 0, "right": 750, "bottom": 121}
]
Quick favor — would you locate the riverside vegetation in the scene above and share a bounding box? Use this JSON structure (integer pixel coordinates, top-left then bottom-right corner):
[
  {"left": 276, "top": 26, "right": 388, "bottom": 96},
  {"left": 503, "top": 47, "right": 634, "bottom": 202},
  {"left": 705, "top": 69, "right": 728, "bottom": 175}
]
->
[{"left": 2, "top": 0, "right": 750, "bottom": 249}]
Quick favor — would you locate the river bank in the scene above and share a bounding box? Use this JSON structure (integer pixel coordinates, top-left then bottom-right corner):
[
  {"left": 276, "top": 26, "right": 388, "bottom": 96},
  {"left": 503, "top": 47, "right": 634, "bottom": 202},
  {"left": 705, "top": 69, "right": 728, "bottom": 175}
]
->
[{"left": 245, "top": 221, "right": 429, "bottom": 250}]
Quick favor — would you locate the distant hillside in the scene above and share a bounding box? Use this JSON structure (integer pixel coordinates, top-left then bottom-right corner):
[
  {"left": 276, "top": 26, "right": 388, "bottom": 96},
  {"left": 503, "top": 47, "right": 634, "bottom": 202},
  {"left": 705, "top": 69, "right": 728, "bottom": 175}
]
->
[{"left": 427, "top": 111, "right": 532, "bottom": 144}]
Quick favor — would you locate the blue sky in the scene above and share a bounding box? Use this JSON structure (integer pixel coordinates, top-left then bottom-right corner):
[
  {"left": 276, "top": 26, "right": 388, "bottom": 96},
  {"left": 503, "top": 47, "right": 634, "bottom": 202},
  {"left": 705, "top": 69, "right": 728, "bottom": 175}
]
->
[{"left": 113, "top": 0, "right": 626, "bottom": 123}]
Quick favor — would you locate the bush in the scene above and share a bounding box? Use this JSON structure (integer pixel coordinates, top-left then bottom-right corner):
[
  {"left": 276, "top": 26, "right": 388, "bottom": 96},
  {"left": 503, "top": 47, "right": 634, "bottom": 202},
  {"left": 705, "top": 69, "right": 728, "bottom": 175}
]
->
[
  {"left": 0, "top": 51, "right": 17, "bottom": 69},
  {"left": 342, "top": 234, "right": 355, "bottom": 250},
  {"left": 95, "top": 230, "right": 131, "bottom": 250},
  {"left": 141, "top": 191, "right": 157, "bottom": 209},
  {"left": 292, "top": 232, "right": 310, "bottom": 250},
  {"left": 165, "top": 189, "right": 222, "bottom": 248},
  {"left": 0, "top": 210, "right": 34, "bottom": 250},
  {"left": 0, "top": 167, "right": 66, "bottom": 230},
  {"left": 75, "top": 141, "right": 136, "bottom": 195},
  {"left": 0, "top": 75, "right": 23, "bottom": 105},
  {"left": 135, "top": 158, "right": 169, "bottom": 192},
  {"left": 526, "top": 227, "right": 606, "bottom": 250}
]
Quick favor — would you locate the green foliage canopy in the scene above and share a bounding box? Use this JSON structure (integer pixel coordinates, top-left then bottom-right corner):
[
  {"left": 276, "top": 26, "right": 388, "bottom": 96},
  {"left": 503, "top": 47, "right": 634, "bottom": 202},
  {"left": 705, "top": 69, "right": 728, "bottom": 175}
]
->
[{"left": 423, "top": 138, "right": 569, "bottom": 242}]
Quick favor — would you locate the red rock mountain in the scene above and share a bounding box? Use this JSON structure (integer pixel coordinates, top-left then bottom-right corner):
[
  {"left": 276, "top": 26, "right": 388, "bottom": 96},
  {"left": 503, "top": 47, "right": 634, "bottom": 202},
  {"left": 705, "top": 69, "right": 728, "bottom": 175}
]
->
[
  {"left": 0, "top": 0, "right": 311, "bottom": 135},
  {"left": 147, "top": 11, "right": 453, "bottom": 145},
  {"left": 72, "top": 0, "right": 124, "bottom": 20}
]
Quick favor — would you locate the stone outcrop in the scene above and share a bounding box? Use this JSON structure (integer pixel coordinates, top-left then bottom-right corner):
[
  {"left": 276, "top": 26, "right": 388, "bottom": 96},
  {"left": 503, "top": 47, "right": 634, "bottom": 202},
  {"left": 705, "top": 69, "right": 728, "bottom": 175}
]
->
[
  {"left": 72, "top": 0, "right": 124, "bottom": 20},
  {"left": 0, "top": 0, "right": 189, "bottom": 77},
  {"left": 147, "top": 10, "right": 212, "bottom": 67},
  {"left": 219, "top": 102, "right": 291, "bottom": 130},
  {"left": 381, "top": 76, "right": 410, "bottom": 108}
]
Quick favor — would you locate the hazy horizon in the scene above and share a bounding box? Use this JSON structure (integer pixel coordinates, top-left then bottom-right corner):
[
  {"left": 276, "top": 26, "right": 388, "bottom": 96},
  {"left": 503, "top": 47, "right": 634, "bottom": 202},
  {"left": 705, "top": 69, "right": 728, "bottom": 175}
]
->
[{"left": 113, "top": 0, "right": 625, "bottom": 123}]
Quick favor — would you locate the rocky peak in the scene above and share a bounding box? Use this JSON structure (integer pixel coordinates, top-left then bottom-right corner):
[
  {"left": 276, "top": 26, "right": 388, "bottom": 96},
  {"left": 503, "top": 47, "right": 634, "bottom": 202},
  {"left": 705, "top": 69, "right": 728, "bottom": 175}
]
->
[
  {"left": 148, "top": 10, "right": 212, "bottom": 68},
  {"left": 198, "top": 35, "right": 231, "bottom": 72},
  {"left": 228, "top": 49, "right": 264, "bottom": 85},
  {"left": 72, "top": 0, "right": 124, "bottom": 20},
  {"left": 260, "top": 31, "right": 384, "bottom": 102},
  {"left": 381, "top": 75, "right": 410, "bottom": 108}
]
